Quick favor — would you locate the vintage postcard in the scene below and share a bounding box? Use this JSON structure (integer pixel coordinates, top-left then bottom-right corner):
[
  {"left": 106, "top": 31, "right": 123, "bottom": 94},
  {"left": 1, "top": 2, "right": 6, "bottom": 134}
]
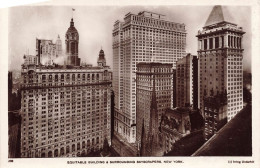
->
[{"left": 1, "top": 0, "right": 259, "bottom": 168}]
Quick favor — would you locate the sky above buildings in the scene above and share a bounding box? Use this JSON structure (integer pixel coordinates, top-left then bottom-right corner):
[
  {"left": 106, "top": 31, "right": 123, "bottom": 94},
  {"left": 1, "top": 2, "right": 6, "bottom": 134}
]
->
[{"left": 8, "top": 5, "right": 251, "bottom": 72}]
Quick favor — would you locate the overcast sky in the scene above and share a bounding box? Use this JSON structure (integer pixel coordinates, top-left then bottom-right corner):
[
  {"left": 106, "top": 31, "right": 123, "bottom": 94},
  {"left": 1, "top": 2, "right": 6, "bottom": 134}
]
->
[{"left": 8, "top": 5, "right": 251, "bottom": 72}]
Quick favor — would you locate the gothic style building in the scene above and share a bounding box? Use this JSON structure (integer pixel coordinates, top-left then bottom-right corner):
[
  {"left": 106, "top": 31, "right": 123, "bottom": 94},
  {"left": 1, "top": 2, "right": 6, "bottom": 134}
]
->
[{"left": 197, "top": 6, "right": 245, "bottom": 121}]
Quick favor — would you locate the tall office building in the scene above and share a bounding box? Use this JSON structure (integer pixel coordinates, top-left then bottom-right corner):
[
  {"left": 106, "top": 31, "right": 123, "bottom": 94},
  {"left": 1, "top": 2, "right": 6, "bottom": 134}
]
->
[
  {"left": 197, "top": 6, "right": 244, "bottom": 121},
  {"left": 176, "top": 53, "right": 198, "bottom": 109},
  {"left": 113, "top": 11, "right": 186, "bottom": 143},
  {"left": 20, "top": 18, "right": 112, "bottom": 158},
  {"left": 136, "top": 62, "right": 173, "bottom": 145},
  {"left": 36, "top": 35, "right": 62, "bottom": 66}
]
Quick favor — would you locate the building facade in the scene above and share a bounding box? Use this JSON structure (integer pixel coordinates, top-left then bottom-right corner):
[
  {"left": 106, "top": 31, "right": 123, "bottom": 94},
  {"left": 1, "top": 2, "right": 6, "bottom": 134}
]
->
[
  {"left": 113, "top": 11, "right": 186, "bottom": 143},
  {"left": 23, "top": 55, "right": 39, "bottom": 66},
  {"left": 136, "top": 62, "right": 173, "bottom": 144},
  {"left": 197, "top": 6, "right": 244, "bottom": 121},
  {"left": 176, "top": 53, "right": 198, "bottom": 109},
  {"left": 20, "top": 17, "right": 112, "bottom": 158},
  {"left": 20, "top": 64, "right": 112, "bottom": 157},
  {"left": 204, "top": 93, "right": 227, "bottom": 140}
]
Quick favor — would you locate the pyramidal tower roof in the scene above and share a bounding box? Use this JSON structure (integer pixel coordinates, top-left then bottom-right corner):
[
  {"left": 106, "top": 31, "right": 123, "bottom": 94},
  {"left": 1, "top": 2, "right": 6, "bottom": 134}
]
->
[{"left": 204, "top": 5, "right": 235, "bottom": 27}]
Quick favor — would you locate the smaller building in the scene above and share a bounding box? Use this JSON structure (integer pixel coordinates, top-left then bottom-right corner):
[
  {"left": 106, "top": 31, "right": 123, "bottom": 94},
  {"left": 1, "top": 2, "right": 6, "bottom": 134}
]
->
[
  {"left": 160, "top": 107, "right": 191, "bottom": 154},
  {"left": 23, "top": 55, "right": 38, "bottom": 66},
  {"left": 204, "top": 92, "right": 227, "bottom": 140}
]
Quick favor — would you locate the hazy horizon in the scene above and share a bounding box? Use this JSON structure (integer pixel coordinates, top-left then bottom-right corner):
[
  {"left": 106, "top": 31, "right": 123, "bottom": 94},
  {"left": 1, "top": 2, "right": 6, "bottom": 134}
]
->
[{"left": 8, "top": 5, "right": 252, "bottom": 72}]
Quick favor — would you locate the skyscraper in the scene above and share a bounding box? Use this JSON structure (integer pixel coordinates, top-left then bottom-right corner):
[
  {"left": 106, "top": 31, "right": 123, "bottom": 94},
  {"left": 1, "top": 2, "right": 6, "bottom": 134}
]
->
[
  {"left": 113, "top": 11, "right": 186, "bottom": 143},
  {"left": 176, "top": 53, "right": 198, "bottom": 109},
  {"left": 20, "top": 18, "right": 112, "bottom": 158},
  {"left": 197, "top": 6, "right": 244, "bottom": 121}
]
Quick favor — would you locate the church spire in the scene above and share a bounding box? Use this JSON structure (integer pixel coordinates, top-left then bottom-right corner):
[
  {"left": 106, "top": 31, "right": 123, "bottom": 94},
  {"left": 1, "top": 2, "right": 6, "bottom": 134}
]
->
[
  {"left": 150, "top": 74, "right": 158, "bottom": 112},
  {"left": 149, "top": 74, "right": 158, "bottom": 140}
]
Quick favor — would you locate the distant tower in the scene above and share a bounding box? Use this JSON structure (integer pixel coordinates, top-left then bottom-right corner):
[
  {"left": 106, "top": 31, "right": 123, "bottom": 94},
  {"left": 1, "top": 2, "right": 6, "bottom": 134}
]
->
[
  {"left": 97, "top": 48, "right": 106, "bottom": 67},
  {"left": 65, "top": 18, "right": 80, "bottom": 66},
  {"left": 56, "top": 35, "right": 62, "bottom": 57},
  {"left": 197, "top": 6, "right": 245, "bottom": 121}
]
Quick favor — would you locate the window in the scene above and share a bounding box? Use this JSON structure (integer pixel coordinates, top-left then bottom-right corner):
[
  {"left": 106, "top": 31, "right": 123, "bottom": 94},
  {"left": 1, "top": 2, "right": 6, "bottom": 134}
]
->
[
  {"left": 204, "top": 39, "right": 207, "bottom": 50},
  {"left": 215, "top": 37, "right": 219, "bottom": 48},
  {"left": 209, "top": 38, "right": 213, "bottom": 49}
]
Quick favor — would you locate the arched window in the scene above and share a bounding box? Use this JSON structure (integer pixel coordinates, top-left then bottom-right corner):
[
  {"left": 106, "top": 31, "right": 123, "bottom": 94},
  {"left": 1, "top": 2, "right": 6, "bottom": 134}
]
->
[
  {"left": 55, "top": 74, "right": 58, "bottom": 82},
  {"left": 48, "top": 151, "right": 52, "bottom": 158},
  {"left": 66, "top": 74, "right": 70, "bottom": 81},
  {"left": 72, "top": 144, "right": 76, "bottom": 152},
  {"left": 92, "top": 138, "right": 95, "bottom": 145},
  {"left": 87, "top": 140, "right": 90, "bottom": 147},
  {"left": 60, "top": 147, "right": 65, "bottom": 156},
  {"left": 77, "top": 142, "right": 80, "bottom": 150},
  {"left": 61, "top": 74, "right": 64, "bottom": 81},
  {"left": 66, "top": 146, "right": 70, "bottom": 154},
  {"left": 54, "top": 149, "right": 59, "bottom": 157}
]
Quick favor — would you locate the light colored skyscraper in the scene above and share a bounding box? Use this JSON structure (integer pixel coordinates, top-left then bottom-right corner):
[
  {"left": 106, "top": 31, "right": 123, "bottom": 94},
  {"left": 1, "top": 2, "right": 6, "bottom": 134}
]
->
[
  {"left": 197, "top": 6, "right": 244, "bottom": 121},
  {"left": 113, "top": 11, "right": 186, "bottom": 143}
]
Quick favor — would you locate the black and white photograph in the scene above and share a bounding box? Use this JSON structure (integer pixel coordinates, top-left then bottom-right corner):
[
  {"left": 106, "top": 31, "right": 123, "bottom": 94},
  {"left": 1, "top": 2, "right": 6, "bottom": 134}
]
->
[{"left": 1, "top": 0, "right": 259, "bottom": 168}]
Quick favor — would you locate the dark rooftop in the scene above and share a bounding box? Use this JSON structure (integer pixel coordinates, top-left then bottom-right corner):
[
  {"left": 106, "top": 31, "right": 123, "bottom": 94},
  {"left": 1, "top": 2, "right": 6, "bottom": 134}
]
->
[{"left": 192, "top": 104, "right": 252, "bottom": 156}]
